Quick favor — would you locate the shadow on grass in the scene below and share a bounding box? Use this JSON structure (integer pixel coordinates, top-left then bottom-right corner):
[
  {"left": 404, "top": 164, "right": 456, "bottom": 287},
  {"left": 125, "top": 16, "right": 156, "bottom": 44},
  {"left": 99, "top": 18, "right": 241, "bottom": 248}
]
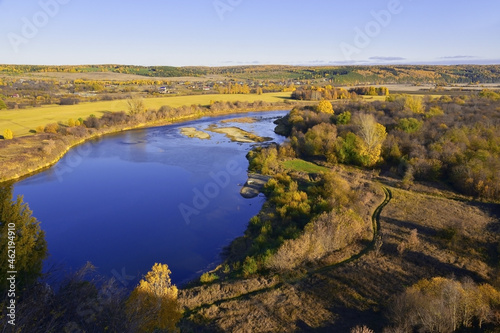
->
[{"left": 402, "top": 250, "right": 485, "bottom": 282}]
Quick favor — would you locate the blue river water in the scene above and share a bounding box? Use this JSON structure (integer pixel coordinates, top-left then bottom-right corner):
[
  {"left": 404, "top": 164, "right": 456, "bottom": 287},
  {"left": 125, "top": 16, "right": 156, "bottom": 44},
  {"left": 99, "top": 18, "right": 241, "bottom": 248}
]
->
[{"left": 13, "top": 110, "right": 287, "bottom": 285}]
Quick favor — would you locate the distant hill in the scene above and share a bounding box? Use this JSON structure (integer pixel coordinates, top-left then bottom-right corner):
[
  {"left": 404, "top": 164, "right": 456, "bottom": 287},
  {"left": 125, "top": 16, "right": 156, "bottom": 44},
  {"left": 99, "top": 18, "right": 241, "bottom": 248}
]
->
[{"left": 1, "top": 64, "right": 500, "bottom": 84}]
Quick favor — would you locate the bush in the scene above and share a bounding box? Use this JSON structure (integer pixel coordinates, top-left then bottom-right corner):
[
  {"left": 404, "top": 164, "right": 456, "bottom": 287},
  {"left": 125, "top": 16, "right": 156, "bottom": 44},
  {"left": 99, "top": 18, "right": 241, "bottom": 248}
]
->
[
  {"left": 44, "top": 123, "right": 59, "bottom": 134},
  {"left": 3, "top": 128, "right": 13, "bottom": 140},
  {"left": 0, "top": 99, "right": 7, "bottom": 110},
  {"left": 83, "top": 115, "right": 101, "bottom": 129},
  {"left": 242, "top": 257, "right": 258, "bottom": 277},
  {"left": 59, "top": 98, "right": 80, "bottom": 105},
  {"left": 200, "top": 272, "right": 219, "bottom": 283}
]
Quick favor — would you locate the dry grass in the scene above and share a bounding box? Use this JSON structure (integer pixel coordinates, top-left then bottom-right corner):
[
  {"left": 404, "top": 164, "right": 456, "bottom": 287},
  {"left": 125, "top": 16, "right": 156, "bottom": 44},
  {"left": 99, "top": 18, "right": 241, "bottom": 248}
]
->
[{"left": 179, "top": 176, "right": 500, "bottom": 332}]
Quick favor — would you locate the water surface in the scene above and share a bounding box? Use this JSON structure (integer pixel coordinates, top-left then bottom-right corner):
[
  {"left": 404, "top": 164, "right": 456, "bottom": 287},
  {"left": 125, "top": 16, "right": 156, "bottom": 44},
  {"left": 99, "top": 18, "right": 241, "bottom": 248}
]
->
[{"left": 13, "top": 111, "right": 287, "bottom": 285}]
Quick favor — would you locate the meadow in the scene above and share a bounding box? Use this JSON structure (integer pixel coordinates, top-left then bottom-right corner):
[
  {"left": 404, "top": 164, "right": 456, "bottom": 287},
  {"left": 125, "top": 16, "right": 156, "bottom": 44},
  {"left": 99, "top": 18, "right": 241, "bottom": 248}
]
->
[{"left": 0, "top": 92, "right": 292, "bottom": 137}]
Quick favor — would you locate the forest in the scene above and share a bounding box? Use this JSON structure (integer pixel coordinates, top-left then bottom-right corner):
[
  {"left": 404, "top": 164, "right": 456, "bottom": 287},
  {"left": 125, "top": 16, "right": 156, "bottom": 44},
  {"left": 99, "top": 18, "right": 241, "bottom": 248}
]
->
[{"left": 2, "top": 64, "right": 500, "bottom": 83}]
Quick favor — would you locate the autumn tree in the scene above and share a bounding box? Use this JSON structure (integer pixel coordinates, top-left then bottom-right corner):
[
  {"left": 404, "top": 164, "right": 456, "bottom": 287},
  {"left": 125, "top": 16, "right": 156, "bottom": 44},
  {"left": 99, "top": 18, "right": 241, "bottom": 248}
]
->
[
  {"left": 3, "top": 128, "right": 13, "bottom": 140},
  {"left": 336, "top": 111, "right": 351, "bottom": 125},
  {"left": 127, "top": 97, "right": 146, "bottom": 115},
  {"left": 0, "top": 99, "right": 7, "bottom": 110},
  {"left": 388, "top": 277, "right": 500, "bottom": 332},
  {"left": 355, "top": 113, "right": 387, "bottom": 166},
  {"left": 317, "top": 99, "right": 334, "bottom": 114},
  {"left": 127, "top": 263, "right": 182, "bottom": 332},
  {"left": 404, "top": 95, "right": 424, "bottom": 113},
  {"left": 0, "top": 185, "right": 47, "bottom": 291}
]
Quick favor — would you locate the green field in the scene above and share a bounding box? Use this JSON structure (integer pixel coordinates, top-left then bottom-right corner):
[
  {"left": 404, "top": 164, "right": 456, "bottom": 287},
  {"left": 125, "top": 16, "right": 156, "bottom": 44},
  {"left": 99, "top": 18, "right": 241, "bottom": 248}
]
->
[
  {"left": 282, "top": 159, "right": 330, "bottom": 173},
  {"left": 0, "top": 92, "right": 292, "bottom": 137}
]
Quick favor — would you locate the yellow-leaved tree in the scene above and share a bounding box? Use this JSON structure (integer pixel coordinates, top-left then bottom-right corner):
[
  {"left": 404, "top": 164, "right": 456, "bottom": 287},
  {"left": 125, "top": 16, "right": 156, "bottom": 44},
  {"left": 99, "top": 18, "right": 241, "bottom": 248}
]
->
[
  {"left": 355, "top": 113, "right": 387, "bottom": 167},
  {"left": 127, "top": 263, "right": 182, "bottom": 332},
  {"left": 317, "top": 99, "right": 334, "bottom": 114}
]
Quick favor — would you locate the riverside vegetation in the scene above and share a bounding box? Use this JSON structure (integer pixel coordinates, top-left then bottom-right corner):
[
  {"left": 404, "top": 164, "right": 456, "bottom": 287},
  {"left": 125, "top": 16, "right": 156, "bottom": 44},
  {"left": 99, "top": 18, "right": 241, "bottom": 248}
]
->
[
  {"left": 0, "top": 97, "right": 293, "bottom": 183},
  {"left": 1, "top": 88, "right": 500, "bottom": 332}
]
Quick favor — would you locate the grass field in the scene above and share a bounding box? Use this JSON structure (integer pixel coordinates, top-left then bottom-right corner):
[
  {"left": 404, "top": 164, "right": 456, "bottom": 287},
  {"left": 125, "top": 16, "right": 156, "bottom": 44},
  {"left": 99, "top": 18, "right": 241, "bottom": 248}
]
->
[
  {"left": 282, "top": 159, "right": 330, "bottom": 173},
  {"left": 0, "top": 92, "right": 291, "bottom": 137}
]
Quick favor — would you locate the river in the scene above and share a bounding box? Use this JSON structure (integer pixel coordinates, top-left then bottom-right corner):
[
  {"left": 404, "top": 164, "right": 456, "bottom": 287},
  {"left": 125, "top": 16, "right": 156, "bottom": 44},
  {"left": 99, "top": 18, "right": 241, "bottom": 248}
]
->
[{"left": 12, "top": 110, "right": 287, "bottom": 285}]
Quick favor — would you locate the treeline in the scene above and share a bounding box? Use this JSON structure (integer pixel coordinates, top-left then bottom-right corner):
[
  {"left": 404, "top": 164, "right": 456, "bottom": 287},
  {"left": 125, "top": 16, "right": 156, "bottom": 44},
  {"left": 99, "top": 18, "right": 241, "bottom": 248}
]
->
[
  {"left": 30, "top": 100, "right": 286, "bottom": 137},
  {"left": 2, "top": 64, "right": 500, "bottom": 83},
  {"left": 387, "top": 277, "right": 500, "bottom": 332},
  {"left": 213, "top": 82, "right": 295, "bottom": 95},
  {"left": 291, "top": 85, "right": 389, "bottom": 101},
  {"left": 277, "top": 92, "right": 500, "bottom": 200}
]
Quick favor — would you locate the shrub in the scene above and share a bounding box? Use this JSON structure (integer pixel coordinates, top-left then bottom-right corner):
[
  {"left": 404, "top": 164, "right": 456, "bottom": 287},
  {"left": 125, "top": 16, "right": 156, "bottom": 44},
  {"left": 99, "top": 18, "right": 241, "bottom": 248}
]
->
[
  {"left": 44, "top": 123, "right": 59, "bottom": 134},
  {"left": 242, "top": 257, "right": 258, "bottom": 277},
  {"left": 59, "top": 97, "right": 80, "bottom": 105},
  {"left": 200, "top": 272, "right": 219, "bottom": 283},
  {"left": 3, "top": 128, "right": 13, "bottom": 140},
  {"left": 83, "top": 115, "right": 101, "bottom": 129}
]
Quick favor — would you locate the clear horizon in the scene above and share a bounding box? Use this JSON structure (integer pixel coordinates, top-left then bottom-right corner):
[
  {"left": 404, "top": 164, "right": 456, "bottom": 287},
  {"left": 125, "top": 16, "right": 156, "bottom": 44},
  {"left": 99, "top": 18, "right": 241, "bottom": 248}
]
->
[{"left": 1, "top": 0, "right": 499, "bottom": 67}]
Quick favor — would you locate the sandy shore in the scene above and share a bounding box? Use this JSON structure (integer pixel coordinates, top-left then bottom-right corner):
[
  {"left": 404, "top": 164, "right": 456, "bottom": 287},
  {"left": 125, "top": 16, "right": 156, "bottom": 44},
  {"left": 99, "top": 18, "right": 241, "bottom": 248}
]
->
[
  {"left": 206, "top": 125, "right": 272, "bottom": 143},
  {"left": 220, "top": 116, "right": 256, "bottom": 124},
  {"left": 180, "top": 127, "right": 211, "bottom": 140}
]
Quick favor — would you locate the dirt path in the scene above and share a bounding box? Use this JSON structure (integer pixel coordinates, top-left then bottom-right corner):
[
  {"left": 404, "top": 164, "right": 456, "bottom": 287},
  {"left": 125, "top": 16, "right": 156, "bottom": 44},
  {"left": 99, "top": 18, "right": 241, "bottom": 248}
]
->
[{"left": 181, "top": 185, "right": 393, "bottom": 315}]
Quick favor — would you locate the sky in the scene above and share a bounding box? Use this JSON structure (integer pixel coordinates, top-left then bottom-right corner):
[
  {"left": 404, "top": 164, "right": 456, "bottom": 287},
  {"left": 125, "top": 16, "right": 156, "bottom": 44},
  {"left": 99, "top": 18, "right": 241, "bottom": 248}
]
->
[{"left": 0, "top": 0, "right": 499, "bottom": 66}]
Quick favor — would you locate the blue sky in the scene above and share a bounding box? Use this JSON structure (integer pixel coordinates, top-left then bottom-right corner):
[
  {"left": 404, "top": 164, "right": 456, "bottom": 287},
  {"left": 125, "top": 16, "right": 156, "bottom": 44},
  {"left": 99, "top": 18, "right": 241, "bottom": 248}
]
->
[{"left": 0, "top": 0, "right": 499, "bottom": 66}]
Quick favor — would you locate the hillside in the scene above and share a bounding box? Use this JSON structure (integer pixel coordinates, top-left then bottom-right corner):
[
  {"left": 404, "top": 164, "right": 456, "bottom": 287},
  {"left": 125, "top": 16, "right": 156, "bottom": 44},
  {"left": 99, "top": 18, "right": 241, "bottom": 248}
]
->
[{"left": 1, "top": 64, "right": 500, "bottom": 84}]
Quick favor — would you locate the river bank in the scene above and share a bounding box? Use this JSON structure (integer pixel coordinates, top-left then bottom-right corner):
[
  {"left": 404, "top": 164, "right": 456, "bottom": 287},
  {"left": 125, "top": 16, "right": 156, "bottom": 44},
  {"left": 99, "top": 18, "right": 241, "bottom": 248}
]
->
[{"left": 0, "top": 103, "right": 292, "bottom": 183}]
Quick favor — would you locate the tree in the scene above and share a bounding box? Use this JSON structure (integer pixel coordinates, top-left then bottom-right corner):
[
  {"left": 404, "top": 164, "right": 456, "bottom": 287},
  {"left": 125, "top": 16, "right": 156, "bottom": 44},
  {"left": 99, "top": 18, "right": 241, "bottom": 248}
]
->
[
  {"left": 3, "top": 128, "right": 13, "bottom": 140},
  {"left": 336, "top": 111, "right": 351, "bottom": 125},
  {"left": 0, "top": 185, "right": 47, "bottom": 291},
  {"left": 256, "top": 87, "right": 263, "bottom": 95},
  {"left": 389, "top": 277, "right": 500, "bottom": 332},
  {"left": 397, "top": 117, "right": 423, "bottom": 133},
  {"left": 0, "top": 99, "right": 7, "bottom": 110},
  {"left": 127, "top": 97, "right": 145, "bottom": 115},
  {"left": 317, "top": 99, "right": 334, "bottom": 114},
  {"left": 355, "top": 113, "right": 387, "bottom": 166},
  {"left": 127, "top": 263, "right": 182, "bottom": 332},
  {"left": 404, "top": 95, "right": 424, "bottom": 113}
]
